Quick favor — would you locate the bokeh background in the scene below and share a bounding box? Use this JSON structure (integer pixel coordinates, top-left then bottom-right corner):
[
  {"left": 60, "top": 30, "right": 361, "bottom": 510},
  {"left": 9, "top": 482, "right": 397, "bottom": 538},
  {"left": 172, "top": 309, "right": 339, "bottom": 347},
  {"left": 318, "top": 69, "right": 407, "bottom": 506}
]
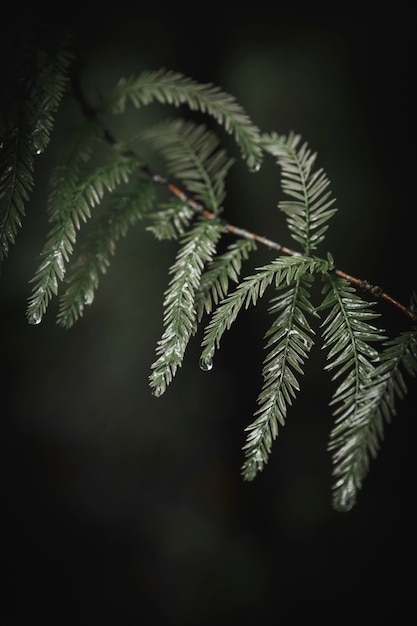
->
[{"left": 3, "top": 6, "right": 416, "bottom": 624}]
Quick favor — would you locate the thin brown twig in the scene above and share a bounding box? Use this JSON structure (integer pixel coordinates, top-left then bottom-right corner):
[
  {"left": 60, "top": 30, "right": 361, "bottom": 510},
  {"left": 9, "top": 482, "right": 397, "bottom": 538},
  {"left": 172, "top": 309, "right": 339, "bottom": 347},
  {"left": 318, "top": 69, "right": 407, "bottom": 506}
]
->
[{"left": 151, "top": 173, "right": 417, "bottom": 323}]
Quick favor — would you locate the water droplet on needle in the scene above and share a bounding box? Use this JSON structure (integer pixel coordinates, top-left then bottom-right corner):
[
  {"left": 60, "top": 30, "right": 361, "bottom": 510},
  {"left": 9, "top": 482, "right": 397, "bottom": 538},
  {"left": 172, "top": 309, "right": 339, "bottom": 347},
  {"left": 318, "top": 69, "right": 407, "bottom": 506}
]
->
[
  {"left": 29, "top": 311, "right": 42, "bottom": 325},
  {"left": 199, "top": 356, "right": 213, "bottom": 371}
]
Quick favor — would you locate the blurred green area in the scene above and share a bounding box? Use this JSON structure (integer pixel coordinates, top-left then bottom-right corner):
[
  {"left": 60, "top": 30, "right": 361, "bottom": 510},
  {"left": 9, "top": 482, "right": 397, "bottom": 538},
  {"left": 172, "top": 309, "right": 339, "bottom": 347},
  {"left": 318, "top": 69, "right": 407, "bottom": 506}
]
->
[{"left": 2, "top": 8, "right": 415, "bottom": 624}]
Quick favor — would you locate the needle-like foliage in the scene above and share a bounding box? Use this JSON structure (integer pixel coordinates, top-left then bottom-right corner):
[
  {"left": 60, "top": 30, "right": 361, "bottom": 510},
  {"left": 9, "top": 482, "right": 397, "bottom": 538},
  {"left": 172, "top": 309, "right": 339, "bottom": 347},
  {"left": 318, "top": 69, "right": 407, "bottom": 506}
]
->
[
  {"left": 141, "top": 118, "right": 235, "bottom": 213},
  {"left": 328, "top": 294, "right": 417, "bottom": 511},
  {"left": 242, "top": 273, "right": 319, "bottom": 480},
  {"left": 57, "top": 177, "right": 156, "bottom": 328},
  {"left": 0, "top": 38, "right": 72, "bottom": 267},
  {"left": 26, "top": 146, "right": 140, "bottom": 325},
  {"left": 262, "top": 131, "right": 338, "bottom": 255},
  {"left": 195, "top": 239, "right": 257, "bottom": 322},
  {"left": 108, "top": 69, "right": 263, "bottom": 171},
  {"left": 200, "top": 256, "right": 328, "bottom": 370},
  {"left": 319, "top": 275, "right": 387, "bottom": 510},
  {"left": 149, "top": 217, "right": 225, "bottom": 396},
  {"left": 2, "top": 49, "right": 415, "bottom": 512}
]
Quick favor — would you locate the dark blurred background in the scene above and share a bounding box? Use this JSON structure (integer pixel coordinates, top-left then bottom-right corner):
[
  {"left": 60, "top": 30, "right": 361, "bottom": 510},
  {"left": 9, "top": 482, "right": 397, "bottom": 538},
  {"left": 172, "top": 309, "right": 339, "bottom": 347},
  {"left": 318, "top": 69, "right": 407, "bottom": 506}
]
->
[{"left": 2, "top": 6, "right": 416, "bottom": 624}]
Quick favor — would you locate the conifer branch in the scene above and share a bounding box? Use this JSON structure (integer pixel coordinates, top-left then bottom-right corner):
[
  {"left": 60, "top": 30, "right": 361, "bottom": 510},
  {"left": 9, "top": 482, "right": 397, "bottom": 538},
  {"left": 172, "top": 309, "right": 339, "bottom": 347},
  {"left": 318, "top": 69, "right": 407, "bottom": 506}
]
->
[
  {"left": 242, "top": 273, "right": 318, "bottom": 480},
  {"left": 319, "top": 274, "right": 388, "bottom": 511},
  {"left": 262, "top": 132, "right": 338, "bottom": 255},
  {"left": 153, "top": 173, "right": 417, "bottom": 322},
  {"left": 200, "top": 256, "right": 329, "bottom": 370},
  {"left": 140, "top": 118, "right": 234, "bottom": 213},
  {"left": 11, "top": 63, "right": 414, "bottom": 513},
  {"left": 0, "top": 123, "right": 35, "bottom": 264},
  {"left": 149, "top": 218, "right": 225, "bottom": 396},
  {"left": 26, "top": 147, "right": 140, "bottom": 324},
  {"left": 71, "top": 77, "right": 417, "bottom": 323},
  {"left": 107, "top": 69, "right": 264, "bottom": 171},
  {"left": 0, "top": 39, "right": 72, "bottom": 267},
  {"left": 57, "top": 177, "right": 156, "bottom": 328},
  {"left": 329, "top": 302, "right": 417, "bottom": 511},
  {"left": 25, "top": 45, "right": 73, "bottom": 155}
]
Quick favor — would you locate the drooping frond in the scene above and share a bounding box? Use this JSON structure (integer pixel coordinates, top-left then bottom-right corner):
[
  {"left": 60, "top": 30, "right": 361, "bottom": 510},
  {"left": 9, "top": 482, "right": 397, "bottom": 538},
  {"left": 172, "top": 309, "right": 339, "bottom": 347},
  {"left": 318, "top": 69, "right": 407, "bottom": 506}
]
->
[
  {"left": 25, "top": 44, "right": 73, "bottom": 155},
  {"left": 108, "top": 69, "right": 263, "bottom": 171},
  {"left": 141, "top": 118, "right": 235, "bottom": 213},
  {"left": 329, "top": 310, "right": 417, "bottom": 512},
  {"left": 200, "top": 255, "right": 329, "bottom": 371},
  {"left": 195, "top": 238, "right": 257, "bottom": 322},
  {"left": 26, "top": 148, "right": 140, "bottom": 325},
  {"left": 319, "top": 274, "right": 387, "bottom": 511},
  {"left": 0, "top": 122, "right": 35, "bottom": 265},
  {"left": 242, "top": 273, "right": 318, "bottom": 480},
  {"left": 57, "top": 177, "right": 156, "bottom": 328},
  {"left": 0, "top": 40, "right": 72, "bottom": 266},
  {"left": 149, "top": 217, "right": 224, "bottom": 397},
  {"left": 262, "top": 132, "right": 337, "bottom": 255}
]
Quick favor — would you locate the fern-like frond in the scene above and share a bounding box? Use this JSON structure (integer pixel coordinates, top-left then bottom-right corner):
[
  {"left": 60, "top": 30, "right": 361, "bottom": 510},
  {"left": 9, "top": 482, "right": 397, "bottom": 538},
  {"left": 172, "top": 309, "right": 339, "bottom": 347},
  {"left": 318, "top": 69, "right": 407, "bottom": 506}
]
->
[
  {"left": 262, "top": 132, "right": 337, "bottom": 255},
  {"left": 0, "top": 122, "right": 35, "bottom": 265},
  {"left": 319, "top": 274, "right": 387, "bottom": 511},
  {"left": 200, "top": 256, "right": 329, "bottom": 370},
  {"left": 57, "top": 177, "right": 156, "bottom": 328},
  {"left": 329, "top": 320, "right": 417, "bottom": 512},
  {"left": 195, "top": 239, "right": 257, "bottom": 322},
  {"left": 149, "top": 217, "right": 224, "bottom": 396},
  {"left": 108, "top": 69, "right": 263, "bottom": 171},
  {"left": 242, "top": 273, "right": 318, "bottom": 480},
  {"left": 26, "top": 150, "right": 140, "bottom": 325},
  {"left": 26, "top": 44, "right": 73, "bottom": 155},
  {"left": 0, "top": 40, "right": 72, "bottom": 267},
  {"left": 142, "top": 118, "right": 234, "bottom": 212}
]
